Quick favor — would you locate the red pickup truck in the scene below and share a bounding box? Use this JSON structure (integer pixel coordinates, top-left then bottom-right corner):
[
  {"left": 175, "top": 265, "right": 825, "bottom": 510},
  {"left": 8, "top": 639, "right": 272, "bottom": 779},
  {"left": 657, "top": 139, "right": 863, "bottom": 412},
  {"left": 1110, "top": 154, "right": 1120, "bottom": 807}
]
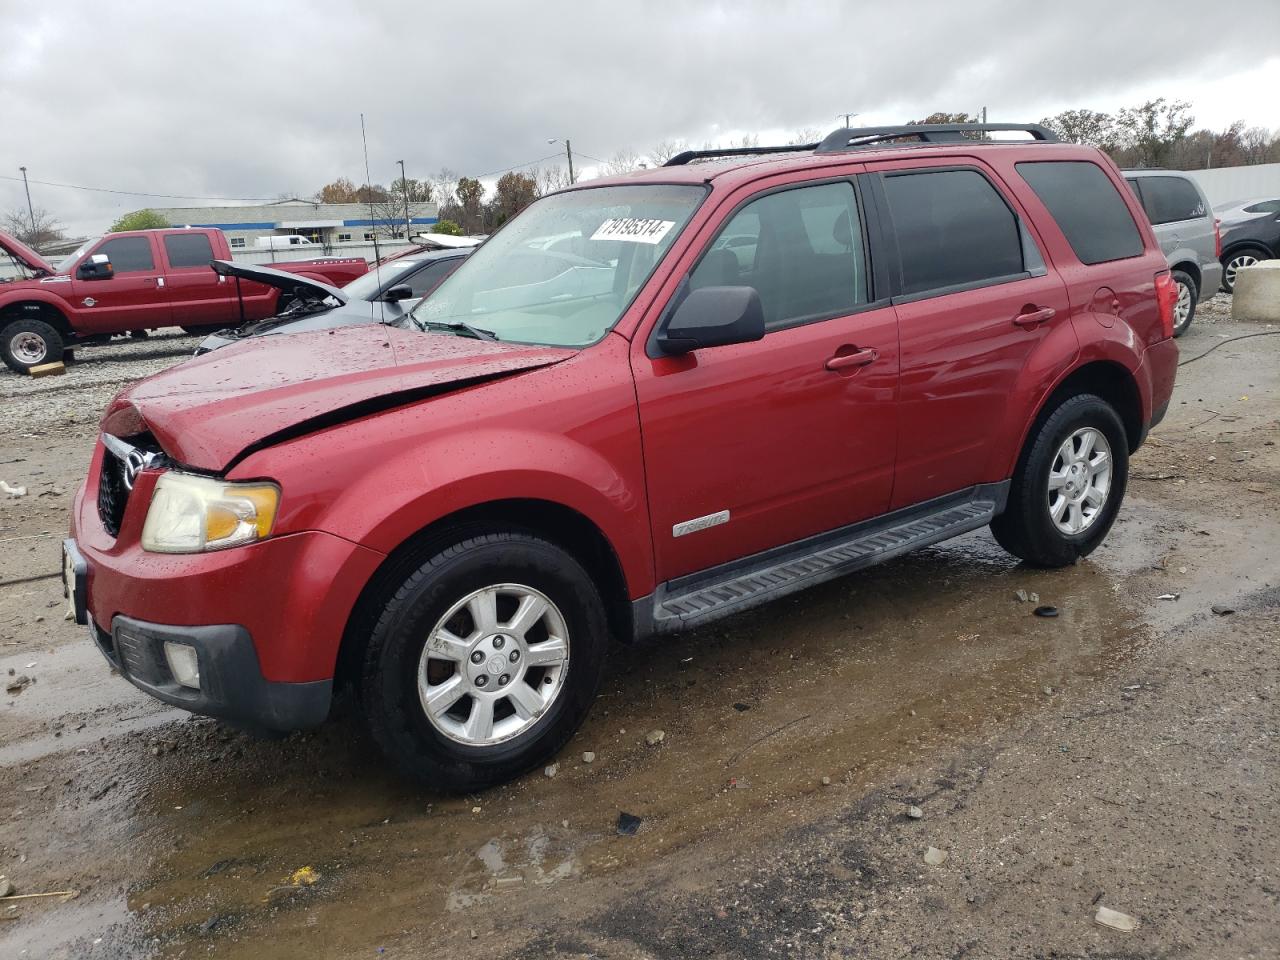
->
[{"left": 0, "top": 227, "right": 367, "bottom": 373}]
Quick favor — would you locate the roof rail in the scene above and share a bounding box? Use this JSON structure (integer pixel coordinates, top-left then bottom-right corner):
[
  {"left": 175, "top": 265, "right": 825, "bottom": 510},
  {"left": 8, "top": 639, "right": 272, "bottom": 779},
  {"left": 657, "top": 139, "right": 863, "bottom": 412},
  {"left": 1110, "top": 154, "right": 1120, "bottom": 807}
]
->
[
  {"left": 816, "top": 123, "right": 1058, "bottom": 152},
  {"left": 663, "top": 143, "right": 818, "bottom": 167}
]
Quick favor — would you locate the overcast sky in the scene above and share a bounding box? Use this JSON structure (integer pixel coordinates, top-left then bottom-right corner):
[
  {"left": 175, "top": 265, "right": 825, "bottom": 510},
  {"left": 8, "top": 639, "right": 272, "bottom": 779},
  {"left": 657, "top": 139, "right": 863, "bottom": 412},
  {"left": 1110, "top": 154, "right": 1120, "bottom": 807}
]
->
[{"left": 3, "top": 0, "right": 1278, "bottom": 236}]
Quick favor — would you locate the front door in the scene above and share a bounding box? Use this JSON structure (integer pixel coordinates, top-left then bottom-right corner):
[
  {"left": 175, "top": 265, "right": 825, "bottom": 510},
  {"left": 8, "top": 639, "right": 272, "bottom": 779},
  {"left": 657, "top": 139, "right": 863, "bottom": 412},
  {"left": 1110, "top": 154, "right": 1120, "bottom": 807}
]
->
[
  {"left": 158, "top": 231, "right": 232, "bottom": 327},
  {"left": 868, "top": 161, "right": 1074, "bottom": 510},
  {"left": 632, "top": 177, "right": 900, "bottom": 582},
  {"left": 70, "top": 234, "right": 171, "bottom": 333}
]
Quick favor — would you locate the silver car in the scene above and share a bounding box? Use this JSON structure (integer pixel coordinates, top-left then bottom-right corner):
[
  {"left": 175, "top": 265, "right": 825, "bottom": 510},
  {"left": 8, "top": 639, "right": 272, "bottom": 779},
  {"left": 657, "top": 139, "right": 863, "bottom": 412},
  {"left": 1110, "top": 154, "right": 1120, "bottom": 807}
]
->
[{"left": 1123, "top": 170, "right": 1223, "bottom": 337}]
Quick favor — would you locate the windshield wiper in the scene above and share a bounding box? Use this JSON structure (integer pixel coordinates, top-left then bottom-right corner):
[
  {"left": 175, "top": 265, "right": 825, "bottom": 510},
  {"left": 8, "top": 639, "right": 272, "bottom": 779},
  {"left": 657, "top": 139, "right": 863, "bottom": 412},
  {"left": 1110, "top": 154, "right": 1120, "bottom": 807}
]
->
[{"left": 416, "top": 318, "right": 499, "bottom": 341}]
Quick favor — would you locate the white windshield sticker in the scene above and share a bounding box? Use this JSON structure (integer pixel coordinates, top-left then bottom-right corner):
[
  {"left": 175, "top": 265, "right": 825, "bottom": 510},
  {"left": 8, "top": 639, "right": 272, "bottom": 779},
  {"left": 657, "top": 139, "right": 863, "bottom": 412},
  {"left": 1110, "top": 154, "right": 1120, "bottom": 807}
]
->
[{"left": 590, "top": 218, "right": 676, "bottom": 244}]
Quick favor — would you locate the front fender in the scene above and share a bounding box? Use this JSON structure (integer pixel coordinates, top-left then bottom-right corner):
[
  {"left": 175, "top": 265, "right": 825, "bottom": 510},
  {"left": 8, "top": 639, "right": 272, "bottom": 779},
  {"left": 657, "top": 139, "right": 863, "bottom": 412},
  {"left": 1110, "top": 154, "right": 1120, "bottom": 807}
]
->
[
  {"left": 229, "top": 340, "right": 653, "bottom": 598},
  {"left": 0, "top": 285, "right": 73, "bottom": 319}
]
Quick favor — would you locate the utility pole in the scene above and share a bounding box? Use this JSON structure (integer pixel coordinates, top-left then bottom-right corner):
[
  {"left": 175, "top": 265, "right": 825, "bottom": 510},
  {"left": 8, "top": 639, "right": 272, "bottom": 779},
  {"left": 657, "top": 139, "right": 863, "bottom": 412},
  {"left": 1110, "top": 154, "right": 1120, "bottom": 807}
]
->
[
  {"left": 548, "top": 139, "right": 575, "bottom": 184},
  {"left": 981, "top": 106, "right": 987, "bottom": 124},
  {"left": 19, "top": 166, "right": 37, "bottom": 243},
  {"left": 397, "top": 159, "right": 411, "bottom": 240},
  {"left": 837, "top": 111, "right": 859, "bottom": 129}
]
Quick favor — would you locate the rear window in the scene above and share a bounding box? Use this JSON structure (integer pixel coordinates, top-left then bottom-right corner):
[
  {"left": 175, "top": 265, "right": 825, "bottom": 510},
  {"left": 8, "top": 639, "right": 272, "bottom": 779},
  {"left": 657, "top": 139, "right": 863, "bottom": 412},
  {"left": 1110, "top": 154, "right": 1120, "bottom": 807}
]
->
[
  {"left": 163, "top": 232, "right": 216, "bottom": 269},
  {"left": 881, "top": 169, "right": 1024, "bottom": 296},
  {"left": 1017, "top": 161, "right": 1144, "bottom": 265},
  {"left": 1137, "top": 176, "right": 1206, "bottom": 225}
]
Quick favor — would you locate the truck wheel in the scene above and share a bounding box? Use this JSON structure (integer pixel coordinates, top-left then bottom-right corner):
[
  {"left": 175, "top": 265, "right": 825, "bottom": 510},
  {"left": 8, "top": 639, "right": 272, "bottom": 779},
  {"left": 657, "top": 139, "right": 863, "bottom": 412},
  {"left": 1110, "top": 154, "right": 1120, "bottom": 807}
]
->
[
  {"left": 1171, "top": 269, "right": 1196, "bottom": 338},
  {"left": 359, "top": 532, "right": 608, "bottom": 791},
  {"left": 990, "top": 394, "right": 1129, "bottom": 568},
  {"left": 1, "top": 319, "right": 64, "bottom": 374}
]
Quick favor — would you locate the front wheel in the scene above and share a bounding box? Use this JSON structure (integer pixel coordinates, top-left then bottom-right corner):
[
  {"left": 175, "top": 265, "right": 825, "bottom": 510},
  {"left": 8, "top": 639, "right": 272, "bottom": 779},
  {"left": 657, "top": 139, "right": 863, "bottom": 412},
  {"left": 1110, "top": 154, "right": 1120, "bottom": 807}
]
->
[
  {"left": 359, "top": 532, "right": 609, "bottom": 791},
  {"left": 990, "top": 394, "right": 1129, "bottom": 568},
  {"left": 1, "top": 318, "right": 64, "bottom": 374}
]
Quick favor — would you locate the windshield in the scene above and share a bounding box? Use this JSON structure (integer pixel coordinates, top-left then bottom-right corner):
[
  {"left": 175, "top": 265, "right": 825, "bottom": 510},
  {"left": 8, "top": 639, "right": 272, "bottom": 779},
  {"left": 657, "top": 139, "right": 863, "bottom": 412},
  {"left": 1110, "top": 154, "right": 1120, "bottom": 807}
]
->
[
  {"left": 408, "top": 184, "right": 705, "bottom": 347},
  {"left": 55, "top": 237, "right": 99, "bottom": 274},
  {"left": 342, "top": 258, "right": 422, "bottom": 301}
]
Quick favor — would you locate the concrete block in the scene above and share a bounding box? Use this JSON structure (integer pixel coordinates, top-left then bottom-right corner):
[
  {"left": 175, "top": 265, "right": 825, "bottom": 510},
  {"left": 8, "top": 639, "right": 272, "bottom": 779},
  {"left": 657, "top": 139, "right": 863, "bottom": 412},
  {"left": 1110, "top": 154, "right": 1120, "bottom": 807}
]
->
[
  {"left": 28, "top": 361, "right": 66, "bottom": 378},
  {"left": 1232, "top": 261, "right": 1280, "bottom": 322}
]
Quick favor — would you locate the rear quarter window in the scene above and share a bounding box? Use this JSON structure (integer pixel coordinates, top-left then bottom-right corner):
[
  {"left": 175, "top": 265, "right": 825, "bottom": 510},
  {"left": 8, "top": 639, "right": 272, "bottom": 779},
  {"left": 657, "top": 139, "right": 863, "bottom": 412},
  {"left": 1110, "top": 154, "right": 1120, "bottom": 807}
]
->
[
  {"left": 1138, "top": 176, "right": 1206, "bottom": 225},
  {"left": 1017, "top": 161, "right": 1144, "bottom": 265}
]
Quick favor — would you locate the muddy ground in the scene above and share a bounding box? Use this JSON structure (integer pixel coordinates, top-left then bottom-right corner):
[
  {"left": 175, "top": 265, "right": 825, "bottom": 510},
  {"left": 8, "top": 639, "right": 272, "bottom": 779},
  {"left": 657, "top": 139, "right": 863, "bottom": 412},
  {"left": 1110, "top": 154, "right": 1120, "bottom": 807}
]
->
[{"left": 1, "top": 298, "right": 1278, "bottom": 959}]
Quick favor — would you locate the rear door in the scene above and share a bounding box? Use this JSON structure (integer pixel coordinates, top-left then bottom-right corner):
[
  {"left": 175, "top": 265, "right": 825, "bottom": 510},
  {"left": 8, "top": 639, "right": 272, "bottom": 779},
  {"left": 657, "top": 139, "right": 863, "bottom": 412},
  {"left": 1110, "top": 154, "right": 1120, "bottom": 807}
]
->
[
  {"left": 632, "top": 173, "right": 901, "bottom": 581},
  {"left": 158, "top": 232, "right": 233, "bottom": 328},
  {"left": 68, "top": 234, "right": 171, "bottom": 333},
  {"left": 866, "top": 159, "right": 1074, "bottom": 510}
]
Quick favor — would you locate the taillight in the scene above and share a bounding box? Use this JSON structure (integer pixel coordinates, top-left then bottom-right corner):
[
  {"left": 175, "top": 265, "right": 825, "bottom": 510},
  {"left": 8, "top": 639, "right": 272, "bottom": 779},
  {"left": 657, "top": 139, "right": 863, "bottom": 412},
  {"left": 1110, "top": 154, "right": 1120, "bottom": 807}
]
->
[
  {"left": 1154, "top": 272, "right": 1177, "bottom": 339},
  {"left": 1213, "top": 218, "right": 1222, "bottom": 259}
]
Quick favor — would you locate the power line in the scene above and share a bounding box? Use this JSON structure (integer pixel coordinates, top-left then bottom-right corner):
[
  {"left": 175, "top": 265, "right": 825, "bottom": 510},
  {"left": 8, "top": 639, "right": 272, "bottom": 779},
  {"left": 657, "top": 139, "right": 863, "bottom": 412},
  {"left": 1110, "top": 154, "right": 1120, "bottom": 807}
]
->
[
  {"left": 472, "top": 152, "right": 565, "bottom": 180},
  {"left": 0, "top": 173, "right": 283, "bottom": 203}
]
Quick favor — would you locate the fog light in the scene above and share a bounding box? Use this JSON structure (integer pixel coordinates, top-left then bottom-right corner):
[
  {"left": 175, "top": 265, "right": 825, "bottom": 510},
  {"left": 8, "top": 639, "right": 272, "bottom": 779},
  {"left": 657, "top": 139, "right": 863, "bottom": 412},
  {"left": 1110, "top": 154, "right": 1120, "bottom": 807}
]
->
[{"left": 163, "top": 641, "right": 201, "bottom": 689}]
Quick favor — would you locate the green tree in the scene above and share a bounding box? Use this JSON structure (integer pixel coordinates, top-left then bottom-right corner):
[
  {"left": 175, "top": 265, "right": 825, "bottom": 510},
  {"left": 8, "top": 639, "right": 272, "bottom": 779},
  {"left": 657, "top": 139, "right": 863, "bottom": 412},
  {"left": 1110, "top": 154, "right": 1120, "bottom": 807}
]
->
[
  {"left": 489, "top": 172, "right": 537, "bottom": 226},
  {"left": 1039, "top": 109, "right": 1117, "bottom": 149},
  {"left": 430, "top": 219, "right": 464, "bottom": 236},
  {"left": 1112, "top": 98, "right": 1194, "bottom": 168},
  {"left": 454, "top": 177, "right": 484, "bottom": 232},
  {"left": 109, "top": 209, "right": 170, "bottom": 232}
]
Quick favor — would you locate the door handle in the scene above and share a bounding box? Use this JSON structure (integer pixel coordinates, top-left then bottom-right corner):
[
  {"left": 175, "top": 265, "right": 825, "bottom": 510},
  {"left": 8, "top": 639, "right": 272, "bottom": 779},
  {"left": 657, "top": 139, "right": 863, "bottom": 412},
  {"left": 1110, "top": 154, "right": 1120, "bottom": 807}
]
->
[
  {"left": 825, "top": 347, "right": 878, "bottom": 371},
  {"left": 1012, "top": 306, "right": 1055, "bottom": 328}
]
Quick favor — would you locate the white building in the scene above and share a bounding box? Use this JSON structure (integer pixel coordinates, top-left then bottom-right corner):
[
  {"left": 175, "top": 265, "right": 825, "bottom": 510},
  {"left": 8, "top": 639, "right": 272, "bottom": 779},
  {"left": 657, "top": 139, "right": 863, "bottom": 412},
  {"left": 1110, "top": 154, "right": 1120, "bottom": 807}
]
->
[{"left": 153, "top": 198, "right": 439, "bottom": 253}]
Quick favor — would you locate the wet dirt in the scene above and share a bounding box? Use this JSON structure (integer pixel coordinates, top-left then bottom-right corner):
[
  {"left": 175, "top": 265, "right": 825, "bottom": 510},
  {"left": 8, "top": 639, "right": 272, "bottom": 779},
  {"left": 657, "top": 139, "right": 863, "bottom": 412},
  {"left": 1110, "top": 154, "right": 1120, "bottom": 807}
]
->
[{"left": 1, "top": 318, "right": 1277, "bottom": 958}]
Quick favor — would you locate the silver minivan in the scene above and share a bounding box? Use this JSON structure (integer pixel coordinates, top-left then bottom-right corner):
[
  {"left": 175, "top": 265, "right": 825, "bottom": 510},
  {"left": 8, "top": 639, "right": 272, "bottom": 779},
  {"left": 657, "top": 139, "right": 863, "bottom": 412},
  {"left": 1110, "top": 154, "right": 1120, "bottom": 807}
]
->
[{"left": 1123, "top": 170, "right": 1222, "bottom": 337}]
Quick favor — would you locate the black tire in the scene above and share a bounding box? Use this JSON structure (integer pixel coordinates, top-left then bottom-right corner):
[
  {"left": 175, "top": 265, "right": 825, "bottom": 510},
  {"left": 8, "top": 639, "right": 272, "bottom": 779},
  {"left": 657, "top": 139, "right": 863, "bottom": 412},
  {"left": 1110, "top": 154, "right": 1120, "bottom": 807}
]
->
[
  {"left": 359, "top": 532, "right": 609, "bottom": 791},
  {"left": 1, "top": 318, "right": 64, "bottom": 374},
  {"left": 1171, "top": 269, "right": 1197, "bottom": 338},
  {"left": 990, "top": 394, "right": 1129, "bottom": 568},
  {"left": 181, "top": 324, "right": 221, "bottom": 335},
  {"left": 1221, "top": 246, "right": 1269, "bottom": 294}
]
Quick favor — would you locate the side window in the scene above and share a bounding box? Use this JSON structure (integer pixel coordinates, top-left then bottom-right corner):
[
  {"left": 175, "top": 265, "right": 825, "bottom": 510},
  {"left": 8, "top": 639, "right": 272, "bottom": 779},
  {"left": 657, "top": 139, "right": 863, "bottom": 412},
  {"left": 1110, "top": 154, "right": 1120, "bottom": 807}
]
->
[
  {"left": 1243, "top": 199, "right": 1280, "bottom": 214},
  {"left": 882, "top": 169, "right": 1024, "bottom": 296},
  {"left": 407, "top": 259, "right": 463, "bottom": 297},
  {"left": 1140, "top": 177, "right": 1206, "bottom": 224},
  {"left": 689, "top": 181, "right": 867, "bottom": 331},
  {"left": 1017, "top": 161, "right": 1144, "bottom": 265},
  {"left": 96, "top": 236, "right": 155, "bottom": 273},
  {"left": 163, "top": 233, "right": 215, "bottom": 269}
]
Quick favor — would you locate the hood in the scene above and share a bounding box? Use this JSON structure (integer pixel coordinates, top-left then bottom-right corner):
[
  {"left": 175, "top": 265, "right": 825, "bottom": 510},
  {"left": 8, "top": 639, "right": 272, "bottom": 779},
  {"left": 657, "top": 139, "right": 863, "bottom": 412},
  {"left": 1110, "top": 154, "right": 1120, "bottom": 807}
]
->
[
  {"left": 195, "top": 300, "right": 406, "bottom": 354},
  {"left": 106, "top": 323, "right": 573, "bottom": 470},
  {"left": 0, "top": 230, "right": 57, "bottom": 277},
  {"left": 211, "top": 259, "right": 348, "bottom": 304}
]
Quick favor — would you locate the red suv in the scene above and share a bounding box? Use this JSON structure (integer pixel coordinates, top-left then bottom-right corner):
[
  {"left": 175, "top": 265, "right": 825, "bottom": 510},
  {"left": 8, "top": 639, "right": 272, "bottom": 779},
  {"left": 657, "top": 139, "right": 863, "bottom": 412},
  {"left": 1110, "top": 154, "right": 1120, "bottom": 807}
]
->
[{"left": 65, "top": 124, "right": 1179, "bottom": 790}]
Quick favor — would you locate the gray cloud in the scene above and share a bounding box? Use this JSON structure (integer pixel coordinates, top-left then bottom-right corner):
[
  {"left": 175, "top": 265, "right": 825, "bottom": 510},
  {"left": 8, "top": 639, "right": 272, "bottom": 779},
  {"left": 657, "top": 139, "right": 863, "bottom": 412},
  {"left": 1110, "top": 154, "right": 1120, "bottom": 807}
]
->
[{"left": 2, "top": 0, "right": 1277, "bottom": 234}]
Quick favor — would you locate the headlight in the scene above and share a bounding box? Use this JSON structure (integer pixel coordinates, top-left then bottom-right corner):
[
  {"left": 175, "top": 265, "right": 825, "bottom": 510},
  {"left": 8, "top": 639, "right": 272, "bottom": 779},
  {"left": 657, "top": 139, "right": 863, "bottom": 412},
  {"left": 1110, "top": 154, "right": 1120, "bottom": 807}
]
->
[{"left": 141, "top": 472, "right": 280, "bottom": 554}]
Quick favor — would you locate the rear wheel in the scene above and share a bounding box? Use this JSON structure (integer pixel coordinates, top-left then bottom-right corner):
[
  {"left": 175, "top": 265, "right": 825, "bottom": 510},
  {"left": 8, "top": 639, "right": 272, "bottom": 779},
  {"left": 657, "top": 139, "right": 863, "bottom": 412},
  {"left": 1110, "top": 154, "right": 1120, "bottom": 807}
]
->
[
  {"left": 1222, "top": 247, "right": 1267, "bottom": 293},
  {"left": 359, "top": 532, "right": 608, "bottom": 791},
  {"left": 1171, "top": 269, "right": 1197, "bottom": 337},
  {"left": 1, "top": 318, "right": 64, "bottom": 374},
  {"left": 990, "top": 394, "right": 1129, "bottom": 568}
]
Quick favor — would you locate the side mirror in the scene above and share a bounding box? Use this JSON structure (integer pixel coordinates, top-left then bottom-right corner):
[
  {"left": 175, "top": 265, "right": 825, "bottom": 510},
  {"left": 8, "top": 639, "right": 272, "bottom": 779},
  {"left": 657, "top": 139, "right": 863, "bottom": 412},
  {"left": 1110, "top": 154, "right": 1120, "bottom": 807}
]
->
[
  {"left": 77, "top": 253, "right": 114, "bottom": 281},
  {"left": 383, "top": 284, "right": 415, "bottom": 302},
  {"left": 657, "top": 285, "right": 765, "bottom": 355}
]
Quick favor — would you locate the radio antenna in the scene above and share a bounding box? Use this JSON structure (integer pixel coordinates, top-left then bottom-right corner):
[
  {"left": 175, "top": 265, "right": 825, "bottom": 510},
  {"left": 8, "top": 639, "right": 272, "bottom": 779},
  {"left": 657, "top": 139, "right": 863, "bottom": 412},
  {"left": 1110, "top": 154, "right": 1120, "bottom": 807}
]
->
[{"left": 360, "top": 113, "right": 385, "bottom": 324}]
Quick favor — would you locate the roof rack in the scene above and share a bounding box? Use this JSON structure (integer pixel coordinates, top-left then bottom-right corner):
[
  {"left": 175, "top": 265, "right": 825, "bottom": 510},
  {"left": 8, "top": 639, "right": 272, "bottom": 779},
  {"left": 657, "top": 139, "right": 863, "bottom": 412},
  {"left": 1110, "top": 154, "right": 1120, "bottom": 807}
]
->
[
  {"left": 663, "top": 143, "right": 818, "bottom": 166},
  {"left": 816, "top": 123, "right": 1058, "bottom": 152}
]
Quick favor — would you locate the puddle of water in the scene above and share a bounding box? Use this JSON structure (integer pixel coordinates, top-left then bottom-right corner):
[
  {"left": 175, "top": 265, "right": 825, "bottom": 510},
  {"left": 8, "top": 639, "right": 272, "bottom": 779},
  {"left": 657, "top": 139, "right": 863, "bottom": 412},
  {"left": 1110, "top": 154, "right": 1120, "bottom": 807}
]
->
[{"left": 6, "top": 497, "right": 1270, "bottom": 959}]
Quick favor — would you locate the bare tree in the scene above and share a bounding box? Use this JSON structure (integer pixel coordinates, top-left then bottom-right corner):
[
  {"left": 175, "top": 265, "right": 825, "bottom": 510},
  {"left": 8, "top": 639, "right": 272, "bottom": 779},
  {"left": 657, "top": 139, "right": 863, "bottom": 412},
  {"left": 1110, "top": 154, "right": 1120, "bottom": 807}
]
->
[
  {"left": 3, "top": 207, "right": 63, "bottom": 249},
  {"left": 605, "top": 149, "right": 644, "bottom": 176},
  {"left": 531, "top": 164, "right": 571, "bottom": 196},
  {"left": 650, "top": 139, "right": 688, "bottom": 165},
  {"left": 788, "top": 128, "right": 823, "bottom": 145}
]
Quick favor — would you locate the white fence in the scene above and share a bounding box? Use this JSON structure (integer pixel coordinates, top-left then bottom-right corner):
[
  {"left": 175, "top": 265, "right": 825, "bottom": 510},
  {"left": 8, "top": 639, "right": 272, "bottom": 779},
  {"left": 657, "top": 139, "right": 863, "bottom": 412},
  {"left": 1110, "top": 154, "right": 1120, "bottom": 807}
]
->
[{"left": 1184, "top": 163, "right": 1280, "bottom": 208}]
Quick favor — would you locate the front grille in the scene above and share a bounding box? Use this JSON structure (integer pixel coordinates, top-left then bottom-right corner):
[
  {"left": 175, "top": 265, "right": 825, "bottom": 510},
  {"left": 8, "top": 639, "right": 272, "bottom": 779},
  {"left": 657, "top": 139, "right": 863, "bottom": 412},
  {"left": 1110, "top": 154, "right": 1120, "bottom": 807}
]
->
[{"left": 96, "top": 434, "right": 164, "bottom": 538}]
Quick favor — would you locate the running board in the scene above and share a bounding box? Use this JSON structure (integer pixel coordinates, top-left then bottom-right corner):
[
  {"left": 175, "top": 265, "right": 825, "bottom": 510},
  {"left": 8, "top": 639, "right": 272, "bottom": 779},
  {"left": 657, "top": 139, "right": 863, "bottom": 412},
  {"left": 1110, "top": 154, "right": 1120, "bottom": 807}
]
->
[{"left": 640, "top": 483, "right": 1008, "bottom": 636}]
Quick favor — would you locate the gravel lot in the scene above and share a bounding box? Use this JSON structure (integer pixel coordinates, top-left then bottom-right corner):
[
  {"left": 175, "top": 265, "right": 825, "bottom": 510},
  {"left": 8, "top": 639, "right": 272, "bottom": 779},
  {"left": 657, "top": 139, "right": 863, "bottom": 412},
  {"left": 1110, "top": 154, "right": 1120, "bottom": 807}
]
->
[{"left": 1, "top": 297, "right": 1278, "bottom": 959}]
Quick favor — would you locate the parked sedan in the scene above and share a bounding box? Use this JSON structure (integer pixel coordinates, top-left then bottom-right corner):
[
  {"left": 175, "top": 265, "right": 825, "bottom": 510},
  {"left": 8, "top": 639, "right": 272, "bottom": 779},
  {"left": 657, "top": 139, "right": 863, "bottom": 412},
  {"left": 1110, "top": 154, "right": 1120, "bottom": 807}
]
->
[
  {"left": 196, "top": 248, "right": 471, "bottom": 353},
  {"left": 1215, "top": 197, "right": 1280, "bottom": 293}
]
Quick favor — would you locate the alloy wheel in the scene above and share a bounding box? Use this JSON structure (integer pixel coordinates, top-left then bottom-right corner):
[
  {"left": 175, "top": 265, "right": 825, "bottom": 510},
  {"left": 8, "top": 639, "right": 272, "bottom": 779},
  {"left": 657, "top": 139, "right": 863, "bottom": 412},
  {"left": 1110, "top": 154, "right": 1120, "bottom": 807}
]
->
[
  {"left": 1225, "top": 253, "right": 1259, "bottom": 290},
  {"left": 10, "top": 332, "right": 48, "bottom": 366},
  {"left": 417, "top": 583, "right": 570, "bottom": 747},
  {"left": 1047, "top": 427, "right": 1112, "bottom": 535}
]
